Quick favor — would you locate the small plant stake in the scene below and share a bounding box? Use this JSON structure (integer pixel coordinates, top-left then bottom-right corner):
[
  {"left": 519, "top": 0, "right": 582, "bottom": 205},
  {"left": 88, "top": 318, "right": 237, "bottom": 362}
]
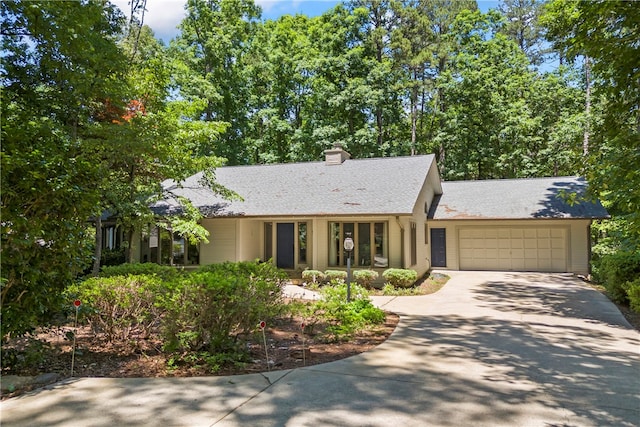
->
[
  {"left": 259, "top": 321, "right": 270, "bottom": 371},
  {"left": 300, "top": 322, "right": 306, "bottom": 366},
  {"left": 71, "top": 299, "right": 81, "bottom": 377}
]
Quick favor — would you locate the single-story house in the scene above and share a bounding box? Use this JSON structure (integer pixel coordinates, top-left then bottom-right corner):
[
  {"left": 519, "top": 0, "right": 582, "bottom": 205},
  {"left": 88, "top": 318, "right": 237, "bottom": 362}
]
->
[{"left": 131, "top": 144, "right": 608, "bottom": 277}]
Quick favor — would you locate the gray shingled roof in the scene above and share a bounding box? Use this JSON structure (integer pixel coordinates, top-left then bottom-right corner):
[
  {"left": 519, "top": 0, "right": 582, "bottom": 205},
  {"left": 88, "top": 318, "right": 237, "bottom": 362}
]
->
[
  {"left": 428, "top": 177, "right": 609, "bottom": 220},
  {"left": 154, "top": 155, "right": 436, "bottom": 217}
]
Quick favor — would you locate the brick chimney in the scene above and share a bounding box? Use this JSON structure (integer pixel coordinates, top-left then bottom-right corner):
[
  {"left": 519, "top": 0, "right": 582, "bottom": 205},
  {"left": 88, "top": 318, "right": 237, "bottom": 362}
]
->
[{"left": 324, "top": 143, "right": 351, "bottom": 165}]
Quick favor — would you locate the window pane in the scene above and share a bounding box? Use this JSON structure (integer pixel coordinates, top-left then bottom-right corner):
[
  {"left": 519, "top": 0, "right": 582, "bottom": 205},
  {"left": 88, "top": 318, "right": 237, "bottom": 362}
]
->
[
  {"left": 264, "top": 222, "right": 273, "bottom": 261},
  {"left": 358, "top": 223, "right": 371, "bottom": 266},
  {"left": 173, "top": 236, "right": 185, "bottom": 265},
  {"left": 343, "top": 223, "right": 354, "bottom": 266},
  {"left": 298, "top": 222, "right": 307, "bottom": 264},
  {"left": 187, "top": 241, "right": 199, "bottom": 265},
  {"left": 374, "top": 223, "right": 388, "bottom": 267},
  {"left": 329, "top": 222, "right": 340, "bottom": 266},
  {"left": 160, "top": 230, "right": 172, "bottom": 265},
  {"left": 410, "top": 222, "right": 417, "bottom": 266}
]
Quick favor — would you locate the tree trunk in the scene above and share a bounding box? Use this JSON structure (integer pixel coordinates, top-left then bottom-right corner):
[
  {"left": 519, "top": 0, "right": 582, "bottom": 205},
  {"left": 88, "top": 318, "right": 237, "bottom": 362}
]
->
[
  {"left": 126, "top": 228, "right": 135, "bottom": 263},
  {"left": 410, "top": 73, "right": 418, "bottom": 156},
  {"left": 583, "top": 55, "right": 591, "bottom": 156},
  {"left": 92, "top": 215, "right": 102, "bottom": 276}
]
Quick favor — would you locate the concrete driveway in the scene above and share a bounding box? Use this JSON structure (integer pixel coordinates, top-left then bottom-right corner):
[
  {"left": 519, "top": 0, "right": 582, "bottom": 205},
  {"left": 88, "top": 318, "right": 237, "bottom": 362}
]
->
[{"left": 2, "top": 271, "right": 639, "bottom": 426}]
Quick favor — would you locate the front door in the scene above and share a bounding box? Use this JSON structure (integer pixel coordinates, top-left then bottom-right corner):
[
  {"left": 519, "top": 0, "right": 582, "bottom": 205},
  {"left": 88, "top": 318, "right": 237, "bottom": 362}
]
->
[
  {"left": 277, "top": 223, "right": 295, "bottom": 269},
  {"left": 431, "top": 228, "right": 447, "bottom": 267}
]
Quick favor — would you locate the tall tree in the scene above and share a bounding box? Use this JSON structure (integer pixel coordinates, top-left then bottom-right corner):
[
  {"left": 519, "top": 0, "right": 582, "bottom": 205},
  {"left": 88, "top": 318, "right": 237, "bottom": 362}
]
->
[
  {"left": 498, "top": 0, "right": 547, "bottom": 66},
  {"left": 170, "top": 0, "right": 261, "bottom": 165},
  {"left": 435, "top": 10, "right": 536, "bottom": 179},
  {"left": 245, "top": 14, "right": 315, "bottom": 163},
  {"left": 1, "top": 0, "right": 129, "bottom": 338},
  {"left": 543, "top": 0, "right": 640, "bottom": 245},
  {"left": 391, "top": 0, "right": 436, "bottom": 155},
  {"left": 408, "top": 0, "right": 477, "bottom": 163},
  {"left": 346, "top": 0, "right": 405, "bottom": 154}
]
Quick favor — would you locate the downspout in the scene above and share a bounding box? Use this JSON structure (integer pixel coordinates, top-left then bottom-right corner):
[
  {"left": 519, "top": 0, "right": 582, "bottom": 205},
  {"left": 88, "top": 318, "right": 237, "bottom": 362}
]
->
[
  {"left": 587, "top": 220, "right": 593, "bottom": 280},
  {"left": 396, "top": 216, "right": 404, "bottom": 269}
]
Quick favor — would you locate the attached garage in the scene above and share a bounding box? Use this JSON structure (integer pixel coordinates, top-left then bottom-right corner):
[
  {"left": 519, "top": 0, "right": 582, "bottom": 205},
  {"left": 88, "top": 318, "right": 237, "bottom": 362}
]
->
[
  {"left": 427, "top": 177, "right": 609, "bottom": 276},
  {"left": 458, "top": 226, "right": 567, "bottom": 272}
]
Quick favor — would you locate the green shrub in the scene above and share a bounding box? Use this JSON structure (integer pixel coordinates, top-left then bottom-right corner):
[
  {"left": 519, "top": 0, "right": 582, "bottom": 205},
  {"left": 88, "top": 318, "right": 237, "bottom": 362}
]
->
[
  {"left": 314, "top": 283, "right": 385, "bottom": 341},
  {"left": 100, "top": 248, "right": 126, "bottom": 266},
  {"left": 68, "top": 274, "right": 167, "bottom": 341},
  {"left": 100, "top": 263, "right": 182, "bottom": 281},
  {"left": 623, "top": 278, "right": 640, "bottom": 313},
  {"left": 161, "top": 261, "right": 286, "bottom": 354},
  {"left": 324, "top": 270, "right": 347, "bottom": 283},
  {"left": 594, "top": 251, "right": 640, "bottom": 304},
  {"left": 353, "top": 269, "right": 379, "bottom": 288},
  {"left": 302, "top": 269, "right": 325, "bottom": 284},
  {"left": 382, "top": 268, "right": 418, "bottom": 288}
]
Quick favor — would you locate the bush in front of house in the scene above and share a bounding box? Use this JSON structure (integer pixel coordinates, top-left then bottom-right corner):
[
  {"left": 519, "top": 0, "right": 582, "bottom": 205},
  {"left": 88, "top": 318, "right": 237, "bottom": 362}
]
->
[
  {"left": 99, "top": 262, "right": 183, "bottom": 281},
  {"left": 324, "top": 270, "right": 348, "bottom": 283},
  {"left": 593, "top": 251, "right": 640, "bottom": 306},
  {"left": 302, "top": 269, "right": 325, "bottom": 285},
  {"left": 353, "top": 269, "right": 379, "bottom": 288},
  {"left": 161, "top": 261, "right": 286, "bottom": 355},
  {"left": 67, "top": 274, "right": 168, "bottom": 341},
  {"left": 382, "top": 268, "right": 418, "bottom": 288}
]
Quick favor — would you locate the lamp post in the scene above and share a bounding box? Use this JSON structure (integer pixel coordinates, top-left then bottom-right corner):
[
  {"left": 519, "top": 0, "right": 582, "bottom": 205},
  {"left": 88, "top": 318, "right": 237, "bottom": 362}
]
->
[{"left": 344, "top": 232, "right": 354, "bottom": 302}]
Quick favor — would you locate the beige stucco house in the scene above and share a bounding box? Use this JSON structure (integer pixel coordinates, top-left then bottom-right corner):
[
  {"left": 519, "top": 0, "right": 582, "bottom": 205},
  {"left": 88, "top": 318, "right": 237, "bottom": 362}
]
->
[{"left": 135, "top": 145, "right": 608, "bottom": 278}]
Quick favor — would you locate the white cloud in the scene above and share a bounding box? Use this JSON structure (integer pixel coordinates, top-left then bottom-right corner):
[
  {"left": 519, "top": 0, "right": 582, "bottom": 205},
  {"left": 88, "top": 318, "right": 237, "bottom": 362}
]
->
[
  {"left": 111, "top": 0, "right": 186, "bottom": 42},
  {"left": 254, "top": 0, "right": 277, "bottom": 13}
]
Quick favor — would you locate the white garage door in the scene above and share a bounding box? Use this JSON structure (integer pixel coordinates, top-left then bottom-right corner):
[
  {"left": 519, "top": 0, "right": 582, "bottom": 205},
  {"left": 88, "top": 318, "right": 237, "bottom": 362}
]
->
[{"left": 459, "top": 227, "right": 567, "bottom": 272}]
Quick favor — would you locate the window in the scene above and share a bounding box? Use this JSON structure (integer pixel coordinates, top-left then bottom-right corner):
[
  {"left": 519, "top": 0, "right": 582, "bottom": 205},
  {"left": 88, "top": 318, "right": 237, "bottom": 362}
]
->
[
  {"left": 140, "top": 226, "right": 199, "bottom": 266},
  {"left": 102, "top": 225, "right": 121, "bottom": 250},
  {"left": 410, "top": 222, "right": 417, "bottom": 266},
  {"left": 358, "top": 223, "right": 371, "bottom": 266},
  {"left": 329, "top": 222, "right": 387, "bottom": 267},
  {"left": 298, "top": 222, "right": 307, "bottom": 264},
  {"left": 264, "top": 222, "right": 273, "bottom": 261}
]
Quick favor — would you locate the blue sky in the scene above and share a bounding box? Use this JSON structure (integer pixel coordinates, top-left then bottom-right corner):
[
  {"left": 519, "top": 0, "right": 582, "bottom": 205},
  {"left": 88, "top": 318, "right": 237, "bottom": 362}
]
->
[{"left": 113, "top": 0, "right": 500, "bottom": 44}]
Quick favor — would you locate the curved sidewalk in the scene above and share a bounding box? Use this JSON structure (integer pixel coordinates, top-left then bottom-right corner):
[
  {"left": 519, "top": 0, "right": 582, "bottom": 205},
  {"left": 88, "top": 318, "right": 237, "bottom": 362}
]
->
[{"left": 2, "top": 271, "right": 639, "bottom": 426}]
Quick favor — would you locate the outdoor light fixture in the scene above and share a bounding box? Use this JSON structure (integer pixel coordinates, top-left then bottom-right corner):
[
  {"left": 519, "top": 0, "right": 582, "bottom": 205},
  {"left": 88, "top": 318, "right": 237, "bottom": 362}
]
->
[{"left": 344, "top": 232, "right": 354, "bottom": 302}]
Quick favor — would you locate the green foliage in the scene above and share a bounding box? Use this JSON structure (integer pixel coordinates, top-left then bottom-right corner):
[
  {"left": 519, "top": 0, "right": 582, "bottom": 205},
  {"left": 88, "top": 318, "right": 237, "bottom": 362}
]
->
[
  {"left": 381, "top": 283, "right": 421, "bottom": 296},
  {"left": 593, "top": 251, "right": 640, "bottom": 305},
  {"left": 67, "top": 275, "right": 167, "bottom": 341},
  {"left": 1, "top": 337, "right": 52, "bottom": 374},
  {"left": 314, "top": 283, "right": 385, "bottom": 340},
  {"left": 99, "top": 263, "right": 183, "bottom": 281},
  {"left": 324, "top": 270, "right": 348, "bottom": 282},
  {"left": 543, "top": 0, "right": 640, "bottom": 245},
  {"left": 301, "top": 269, "right": 325, "bottom": 284},
  {"left": 382, "top": 268, "right": 418, "bottom": 288},
  {"left": 1, "top": 0, "right": 129, "bottom": 340},
  {"left": 167, "top": 350, "right": 248, "bottom": 374},
  {"left": 100, "top": 248, "right": 127, "bottom": 267},
  {"left": 161, "top": 261, "right": 285, "bottom": 354},
  {"left": 353, "top": 269, "right": 379, "bottom": 288},
  {"left": 624, "top": 279, "right": 640, "bottom": 313}
]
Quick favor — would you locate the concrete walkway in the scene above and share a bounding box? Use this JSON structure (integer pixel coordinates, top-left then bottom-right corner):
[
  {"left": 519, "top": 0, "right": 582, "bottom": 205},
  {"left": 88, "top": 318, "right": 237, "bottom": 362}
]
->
[{"left": 2, "top": 271, "right": 639, "bottom": 426}]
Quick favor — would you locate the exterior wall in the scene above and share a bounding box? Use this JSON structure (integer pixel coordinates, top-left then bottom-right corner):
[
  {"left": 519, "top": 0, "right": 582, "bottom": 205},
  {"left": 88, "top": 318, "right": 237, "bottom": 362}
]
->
[
  {"left": 200, "top": 218, "right": 238, "bottom": 264},
  {"left": 195, "top": 215, "right": 435, "bottom": 278},
  {"left": 427, "top": 219, "right": 592, "bottom": 275},
  {"left": 238, "top": 219, "right": 261, "bottom": 261}
]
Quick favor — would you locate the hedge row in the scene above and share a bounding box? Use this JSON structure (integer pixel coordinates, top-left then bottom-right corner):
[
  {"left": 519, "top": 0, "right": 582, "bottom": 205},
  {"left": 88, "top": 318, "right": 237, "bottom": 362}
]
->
[{"left": 302, "top": 268, "right": 418, "bottom": 288}]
